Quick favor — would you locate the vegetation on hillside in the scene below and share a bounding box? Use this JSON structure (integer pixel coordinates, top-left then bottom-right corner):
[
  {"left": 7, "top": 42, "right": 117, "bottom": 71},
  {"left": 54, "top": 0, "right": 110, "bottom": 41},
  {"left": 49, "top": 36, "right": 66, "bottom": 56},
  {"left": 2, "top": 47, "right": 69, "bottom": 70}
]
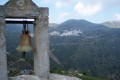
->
[
  {"left": 51, "top": 69, "right": 105, "bottom": 80},
  {"left": 6, "top": 20, "right": 120, "bottom": 80}
]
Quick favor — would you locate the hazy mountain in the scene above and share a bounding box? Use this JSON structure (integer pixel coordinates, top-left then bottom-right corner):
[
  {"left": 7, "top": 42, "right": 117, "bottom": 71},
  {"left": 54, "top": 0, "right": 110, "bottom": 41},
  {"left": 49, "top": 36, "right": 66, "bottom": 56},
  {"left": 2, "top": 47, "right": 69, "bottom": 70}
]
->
[
  {"left": 49, "top": 23, "right": 59, "bottom": 28},
  {"left": 102, "top": 20, "right": 120, "bottom": 28},
  {"left": 53, "top": 19, "right": 108, "bottom": 31},
  {"left": 49, "top": 19, "right": 110, "bottom": 37}
]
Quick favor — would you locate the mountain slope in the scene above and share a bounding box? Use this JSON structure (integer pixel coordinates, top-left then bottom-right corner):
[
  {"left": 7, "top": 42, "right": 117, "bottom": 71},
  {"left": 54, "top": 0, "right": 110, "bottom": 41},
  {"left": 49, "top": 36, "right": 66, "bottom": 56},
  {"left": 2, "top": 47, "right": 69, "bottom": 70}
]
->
[
  {"left": 5, "top": 19, "right": 120, "bottom": 79},
  {"left": 49, "top": 19, "right": 120, "bottom": 79}
]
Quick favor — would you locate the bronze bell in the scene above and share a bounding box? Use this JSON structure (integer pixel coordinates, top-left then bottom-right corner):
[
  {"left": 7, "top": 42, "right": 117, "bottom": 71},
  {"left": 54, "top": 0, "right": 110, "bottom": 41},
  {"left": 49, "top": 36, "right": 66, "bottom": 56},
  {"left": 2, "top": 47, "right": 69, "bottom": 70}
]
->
[{"left": 16, "top": 23, "right": 33, "bottom": 53}]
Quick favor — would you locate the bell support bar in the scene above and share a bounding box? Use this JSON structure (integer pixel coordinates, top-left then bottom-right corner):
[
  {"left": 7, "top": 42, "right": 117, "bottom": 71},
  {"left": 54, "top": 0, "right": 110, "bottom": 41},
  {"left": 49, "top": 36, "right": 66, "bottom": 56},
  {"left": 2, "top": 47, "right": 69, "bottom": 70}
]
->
[{"left": 6, "top": 20, "right": 35, "bottom": 24}]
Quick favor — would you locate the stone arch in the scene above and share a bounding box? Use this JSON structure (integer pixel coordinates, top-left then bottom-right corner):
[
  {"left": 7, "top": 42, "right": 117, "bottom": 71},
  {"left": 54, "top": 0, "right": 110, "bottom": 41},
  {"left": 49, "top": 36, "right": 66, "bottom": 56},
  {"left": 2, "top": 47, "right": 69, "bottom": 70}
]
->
[{"left": 0, "top": 0, "right": 49, "bottom": 80}]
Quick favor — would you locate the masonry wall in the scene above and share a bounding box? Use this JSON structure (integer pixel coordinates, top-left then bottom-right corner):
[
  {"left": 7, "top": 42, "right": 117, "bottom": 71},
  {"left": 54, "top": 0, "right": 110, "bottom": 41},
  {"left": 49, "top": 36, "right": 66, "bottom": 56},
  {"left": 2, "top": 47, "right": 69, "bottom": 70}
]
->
[
  {"left": 0, "top": 6, "right": 8, "bottom": 80},
  {"left": 34, "top": 8, "right": 50, "bottom": 80}
]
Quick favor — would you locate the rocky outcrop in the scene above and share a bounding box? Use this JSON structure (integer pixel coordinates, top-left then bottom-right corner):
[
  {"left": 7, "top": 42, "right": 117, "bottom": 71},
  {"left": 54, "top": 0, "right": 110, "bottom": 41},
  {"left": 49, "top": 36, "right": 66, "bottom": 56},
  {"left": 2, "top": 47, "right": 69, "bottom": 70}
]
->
[
  {"left": 49, "top": 73, "right": 82, "bottom": 80},
  {"left": 8, "top": 75, "right": 40, "bottom": 80},
  {"left": 8, "top": 74, "right": 82, "bottom": 80}
]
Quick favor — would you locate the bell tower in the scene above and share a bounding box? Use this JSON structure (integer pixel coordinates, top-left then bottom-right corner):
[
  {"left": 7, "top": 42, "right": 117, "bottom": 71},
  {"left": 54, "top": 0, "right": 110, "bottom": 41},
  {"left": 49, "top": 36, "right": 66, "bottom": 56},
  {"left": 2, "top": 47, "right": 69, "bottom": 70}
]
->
[{"left": 0, "top": 0, "right": 49, "bottom": 80}]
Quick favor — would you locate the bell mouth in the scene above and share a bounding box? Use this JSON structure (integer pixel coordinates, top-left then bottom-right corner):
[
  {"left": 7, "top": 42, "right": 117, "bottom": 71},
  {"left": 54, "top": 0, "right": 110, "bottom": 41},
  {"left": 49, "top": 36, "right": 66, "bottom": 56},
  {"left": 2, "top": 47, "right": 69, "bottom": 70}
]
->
[{"left": 16, "top": 45, "right": 33, "bottom": 52}]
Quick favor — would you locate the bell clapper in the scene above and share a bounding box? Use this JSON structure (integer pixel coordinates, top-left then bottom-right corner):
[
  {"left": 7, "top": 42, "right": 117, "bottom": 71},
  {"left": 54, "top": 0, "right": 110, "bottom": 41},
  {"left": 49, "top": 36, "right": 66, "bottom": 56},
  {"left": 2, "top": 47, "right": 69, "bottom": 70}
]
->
[{"left": 22, "top": 52, "right": 26, "bottom": 59}]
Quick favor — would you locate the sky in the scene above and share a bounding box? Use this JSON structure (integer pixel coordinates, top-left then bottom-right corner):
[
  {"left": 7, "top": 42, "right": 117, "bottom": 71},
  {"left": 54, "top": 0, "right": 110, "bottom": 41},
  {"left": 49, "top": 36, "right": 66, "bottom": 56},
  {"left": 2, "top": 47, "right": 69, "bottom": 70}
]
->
[{"left": 0, "top": 0, "right": 120, "bottom": 24}]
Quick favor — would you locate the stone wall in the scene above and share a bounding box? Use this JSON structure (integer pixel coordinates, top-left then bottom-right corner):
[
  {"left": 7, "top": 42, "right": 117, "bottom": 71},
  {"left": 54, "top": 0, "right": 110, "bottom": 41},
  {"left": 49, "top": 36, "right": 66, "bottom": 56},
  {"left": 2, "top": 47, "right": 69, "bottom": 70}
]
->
[
  {"left": 4, "top": 0, "right": 39, "bottom": 18},
  {"left": 0, "top": 6, "right": 8, "bottom": 80}
]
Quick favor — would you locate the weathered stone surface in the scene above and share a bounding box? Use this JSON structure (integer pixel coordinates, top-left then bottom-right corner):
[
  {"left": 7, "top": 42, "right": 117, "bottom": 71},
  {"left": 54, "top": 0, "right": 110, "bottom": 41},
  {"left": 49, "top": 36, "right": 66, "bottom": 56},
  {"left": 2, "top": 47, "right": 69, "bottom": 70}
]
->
[
  {"left": 8, "top": 75, "right": 40, "bottom": 80},
  {"left": 49, "top": 74, "right": 82, "bottom": 80},
  {"left": 8, "top": 74, "right": 82, "bottom": 80},
  {"left": 34, "top": 8, "right": 49, "bottom": 80},
  {"left": 1, "top": 0, "right": 50, "bottom": 80},
  {"left": 0, "top": 16, "right": 8, "bottom": 80},
  {"left": 4, "top": 0, "right": 40, "bottom": 18},
  {"left": 0, "top": 5, "right": 5, "bottom": 17}
]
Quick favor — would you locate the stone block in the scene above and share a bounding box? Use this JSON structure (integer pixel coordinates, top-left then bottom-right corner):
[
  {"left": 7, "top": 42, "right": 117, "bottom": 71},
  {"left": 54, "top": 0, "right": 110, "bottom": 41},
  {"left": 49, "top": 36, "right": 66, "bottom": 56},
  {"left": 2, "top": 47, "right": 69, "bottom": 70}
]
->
[
  {"left": 49, "top": 73, "right": 82, "bottom": 80},
  {"left": 8, "top": 75, "right": 40, "bottom": 80},
  {"left": 8, "top": 74, "right": 82, "bottom": 80}
]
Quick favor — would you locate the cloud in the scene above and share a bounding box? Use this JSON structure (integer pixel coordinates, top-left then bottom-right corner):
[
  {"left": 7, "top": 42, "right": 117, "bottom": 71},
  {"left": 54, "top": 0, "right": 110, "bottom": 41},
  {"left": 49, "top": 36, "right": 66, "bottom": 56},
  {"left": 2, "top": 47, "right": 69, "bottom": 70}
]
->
[
  {"left": 100, "top": 0, "right": 120, "bottom": 8},
  {"left": 55, "top": 1, "right": 64, "bottom": 8},
  {"left": 114, "top": 13, "right": 120, "bottom": 20},
  {"left": 41, "top": 0, "right": 51, "bottom": 3},
  {"left": 74, "top": 2, "right": 102, "bottom": 16},
  {"left": 57, "top": 12, "right": 70, "bottom": 21},
  {"left": 55, "top": 0, "right": 71, "bottom": 8}
]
